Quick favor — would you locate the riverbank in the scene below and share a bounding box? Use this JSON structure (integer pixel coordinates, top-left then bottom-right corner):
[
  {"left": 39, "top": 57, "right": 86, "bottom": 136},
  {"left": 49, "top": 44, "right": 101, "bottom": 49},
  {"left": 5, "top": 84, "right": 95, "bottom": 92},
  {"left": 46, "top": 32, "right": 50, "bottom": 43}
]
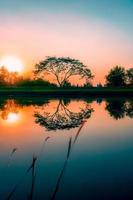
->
[{"left": 0, "top": 87, "right": 133, "bottom": 97}]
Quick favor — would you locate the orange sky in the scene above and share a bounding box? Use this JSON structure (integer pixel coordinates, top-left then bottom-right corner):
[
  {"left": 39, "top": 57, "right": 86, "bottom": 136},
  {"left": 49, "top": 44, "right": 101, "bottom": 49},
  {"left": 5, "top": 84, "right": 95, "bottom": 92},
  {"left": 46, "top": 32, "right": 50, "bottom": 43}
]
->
[{"left": 0, "top": 3, "right": 133, "bottom": 85}]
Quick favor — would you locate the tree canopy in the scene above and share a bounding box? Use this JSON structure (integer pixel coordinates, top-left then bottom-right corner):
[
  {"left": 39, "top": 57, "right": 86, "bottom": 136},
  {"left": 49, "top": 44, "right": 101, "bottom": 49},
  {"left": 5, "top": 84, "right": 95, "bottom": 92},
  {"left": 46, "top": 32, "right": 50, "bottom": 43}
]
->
[
  {"left": 0, "top": 67, "right": 22, "bottom": 86},
  {"left": 34, "top": 57, "right": 93, "bottom": 87},
  {"left": 16, "top": 78, "right": 57, "bottom": 88},
  {"left": 126, "top": 68, "right": 133, "bottom": 86},
  {"left": 105, "top": 66, "right": 126, "bottom": 87}
]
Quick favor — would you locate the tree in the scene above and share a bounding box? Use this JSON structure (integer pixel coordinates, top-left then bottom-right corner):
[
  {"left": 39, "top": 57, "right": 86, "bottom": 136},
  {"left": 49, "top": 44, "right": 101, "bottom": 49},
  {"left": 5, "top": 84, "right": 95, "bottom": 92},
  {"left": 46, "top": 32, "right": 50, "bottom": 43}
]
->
[
  {"left": 0, "top": 67, "right": 23, "bottom": 85},
  {"left": 126, "top": 68, "right": 133, "bottom": 86},
  {"left": 61, "top": 80, "right": 72, "bottom": 88},
  {"left": 16, "top": 78, "right": 57, "bottom": 88},
  {"left": 105, "top": 99, "right": 126, "bottom": 120},
  {"left": 0, "top": 67, "right": 8, "bottom": 85},
  {"left": 34, "top": 99, "right": 93, "bottom": 131},
  {"left": 105, "top": 66, "right": 126, "bottom": 87},
  {"left": 83, "top": 82, "right": 93, "bottom": 88},
  {"left": 97, "top": 83, "right": 103, "bottom": 88},
  {"left": 34, "top": 57, "right": 93, "bottom": 87}
]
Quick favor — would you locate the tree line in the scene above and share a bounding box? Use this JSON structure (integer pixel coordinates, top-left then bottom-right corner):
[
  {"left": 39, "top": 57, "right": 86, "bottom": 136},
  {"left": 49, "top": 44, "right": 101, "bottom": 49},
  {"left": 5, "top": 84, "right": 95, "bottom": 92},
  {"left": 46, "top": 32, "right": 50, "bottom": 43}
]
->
[{"left": 0, "top": 56, "right": 133, "bottom": 88}]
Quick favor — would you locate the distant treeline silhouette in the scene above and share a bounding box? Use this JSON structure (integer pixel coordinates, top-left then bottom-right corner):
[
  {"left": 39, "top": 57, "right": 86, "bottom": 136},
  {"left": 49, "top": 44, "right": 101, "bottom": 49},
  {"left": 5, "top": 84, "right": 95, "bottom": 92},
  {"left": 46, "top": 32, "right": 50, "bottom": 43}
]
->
[{"left": 0, "top": 56, "right": 133, "bottom": 87}]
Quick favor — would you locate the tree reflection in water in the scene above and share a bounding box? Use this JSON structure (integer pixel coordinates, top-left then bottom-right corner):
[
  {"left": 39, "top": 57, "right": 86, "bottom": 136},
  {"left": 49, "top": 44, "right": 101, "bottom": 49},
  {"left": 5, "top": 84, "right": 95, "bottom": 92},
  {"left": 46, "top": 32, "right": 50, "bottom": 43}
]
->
[
  {"left": 0, "top": 99, "right": 21, "bottom": 121},
  {"left": 125, "top": 100, "right": 133, "bottom": 118},
  {"left": 0, "top": 98, "right": 132, "bottom": 126},
  {"left": 105, "top": 98, "right": 133, "bottom": 120},
  {"left": 34, "top": 98, "right": 94, "bottom": 131}
]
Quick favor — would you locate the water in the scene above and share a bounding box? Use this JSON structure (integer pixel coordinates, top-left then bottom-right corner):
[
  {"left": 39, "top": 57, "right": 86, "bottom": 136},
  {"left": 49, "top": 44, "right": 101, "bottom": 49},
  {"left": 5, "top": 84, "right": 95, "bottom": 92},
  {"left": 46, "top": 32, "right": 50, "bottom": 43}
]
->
[{"left": 0, "top": 97, "right": 133, "bottom": 200}]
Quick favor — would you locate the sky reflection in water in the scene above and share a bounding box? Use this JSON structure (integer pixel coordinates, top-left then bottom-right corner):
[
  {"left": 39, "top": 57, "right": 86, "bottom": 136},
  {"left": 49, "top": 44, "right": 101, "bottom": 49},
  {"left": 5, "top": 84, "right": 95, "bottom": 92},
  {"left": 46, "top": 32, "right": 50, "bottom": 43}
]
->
[{"left": 0, "top": 97, "right": 133, "bottom": 200}]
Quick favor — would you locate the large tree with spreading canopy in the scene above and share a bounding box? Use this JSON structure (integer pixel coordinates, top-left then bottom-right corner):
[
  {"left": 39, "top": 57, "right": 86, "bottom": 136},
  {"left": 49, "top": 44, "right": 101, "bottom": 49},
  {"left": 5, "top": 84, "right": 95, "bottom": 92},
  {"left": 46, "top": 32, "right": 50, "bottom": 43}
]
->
[
  {"left": 34, "top": 99, "right": 93, "bottom": 131},
  {"left": 34, "top": 57, "right": 93, "bottom": 87}
]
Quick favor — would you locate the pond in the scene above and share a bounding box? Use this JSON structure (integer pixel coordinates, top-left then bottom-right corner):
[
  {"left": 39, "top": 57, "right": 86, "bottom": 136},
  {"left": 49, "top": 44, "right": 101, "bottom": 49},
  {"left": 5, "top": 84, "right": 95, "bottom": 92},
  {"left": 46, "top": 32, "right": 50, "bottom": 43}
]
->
[{"left": 0, "top": 96, "right": 133, "bottom": 200}]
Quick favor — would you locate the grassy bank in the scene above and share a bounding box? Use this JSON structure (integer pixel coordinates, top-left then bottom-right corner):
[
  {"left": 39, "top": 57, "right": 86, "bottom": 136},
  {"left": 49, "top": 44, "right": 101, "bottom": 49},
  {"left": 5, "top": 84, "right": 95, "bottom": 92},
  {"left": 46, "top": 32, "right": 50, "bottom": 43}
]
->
[{"left": 0, "top": 87, "right": 133, "bottom": 97}]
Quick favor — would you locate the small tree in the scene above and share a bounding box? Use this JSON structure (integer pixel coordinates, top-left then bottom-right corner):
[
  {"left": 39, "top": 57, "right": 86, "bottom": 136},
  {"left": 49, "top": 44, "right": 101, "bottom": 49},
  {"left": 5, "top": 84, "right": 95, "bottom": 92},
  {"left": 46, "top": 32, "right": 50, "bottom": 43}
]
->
[
  {"left": 83, "top": 82, "right": 93, "bottom": 88},
  {"left": 126, "top": 68, "right": 133, "bottom": 86},
  {"left": 0, "top": 67, "right": 23, "bottom": 85},
  {"left": 61, "top": 80, "right": 72, "bottom": 88},
  {"left": 97, "top": 83, "right": 103, "bottom": 88},
  {"left": 0, "top": 67, "right": 8, "bottom": 85},
  {"left": 34, "top": 57, "right": 93, "bottom": 87},
  {"left": 105, "top": 66, "right": 126, "bottom": 87},
  {"left": 16, "top": 78, "right": 57, "bottom": 88}
]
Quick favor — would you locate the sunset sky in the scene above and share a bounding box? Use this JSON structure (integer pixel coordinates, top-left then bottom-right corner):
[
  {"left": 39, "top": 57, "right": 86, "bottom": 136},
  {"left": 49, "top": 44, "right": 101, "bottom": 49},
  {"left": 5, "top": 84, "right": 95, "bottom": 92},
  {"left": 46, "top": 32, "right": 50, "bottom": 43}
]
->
[{"left": 0, "top": 0, "right": 133, "bottom": 84}]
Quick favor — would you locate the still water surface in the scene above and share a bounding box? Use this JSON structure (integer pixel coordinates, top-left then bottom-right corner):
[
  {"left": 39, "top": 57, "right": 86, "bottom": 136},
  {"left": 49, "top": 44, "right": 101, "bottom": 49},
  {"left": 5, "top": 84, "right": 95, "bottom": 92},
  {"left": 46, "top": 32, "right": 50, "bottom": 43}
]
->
[{"left": 0, "top": 97, "right": 133, "bottom": 200}]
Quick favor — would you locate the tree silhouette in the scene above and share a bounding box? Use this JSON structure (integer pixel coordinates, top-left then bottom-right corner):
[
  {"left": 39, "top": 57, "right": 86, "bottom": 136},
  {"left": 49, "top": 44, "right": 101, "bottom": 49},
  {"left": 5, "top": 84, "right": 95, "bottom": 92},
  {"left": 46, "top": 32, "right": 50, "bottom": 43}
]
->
[
  {"left": 126, "top": 68, "right": 133, "bottom": 87},
  {"left": 0, "top": 67, "right": 23, "bottom": 85},
  {"left": 16, "top": 78, "right": 57, "bottom": 88},
  {"left": 105, "top": 66, "right": 126, "bottom": 87},
  {"left": 0, "top": 67, "right": 9, "bottom": 85},
  {"left": 34, "top": 57, "right": 93, "bottom": 87},
  {"left": 105, "top": 99, "right": 126, "bottom": 120},
  {"left": 34, "top": 99, "right": 93, "bottom": 131}
]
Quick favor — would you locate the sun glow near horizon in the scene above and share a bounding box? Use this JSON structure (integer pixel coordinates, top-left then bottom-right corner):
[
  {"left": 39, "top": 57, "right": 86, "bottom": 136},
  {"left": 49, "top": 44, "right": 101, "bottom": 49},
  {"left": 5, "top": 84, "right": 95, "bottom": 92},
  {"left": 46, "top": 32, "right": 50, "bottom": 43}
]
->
[
  {"left": 6, "top": 112, "right": 20, "bottom": 123},
  {"left": 0, "top": 56, "right": 24, "bottom": 73}
]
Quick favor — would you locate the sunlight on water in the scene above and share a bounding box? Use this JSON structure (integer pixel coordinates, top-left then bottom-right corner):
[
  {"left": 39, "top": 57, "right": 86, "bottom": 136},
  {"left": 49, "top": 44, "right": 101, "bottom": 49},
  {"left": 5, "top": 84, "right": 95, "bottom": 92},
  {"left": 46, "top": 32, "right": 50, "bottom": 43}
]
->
[{"left": 0, "top": 97, "right": 133, "bottom": 200}]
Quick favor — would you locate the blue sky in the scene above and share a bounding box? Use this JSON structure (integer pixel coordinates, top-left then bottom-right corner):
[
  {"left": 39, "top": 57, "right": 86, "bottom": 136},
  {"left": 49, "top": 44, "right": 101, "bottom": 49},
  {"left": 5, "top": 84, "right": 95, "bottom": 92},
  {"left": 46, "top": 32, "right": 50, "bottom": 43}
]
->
[{"left": 1, "top": 0, "right": 133, "bottom": 37}]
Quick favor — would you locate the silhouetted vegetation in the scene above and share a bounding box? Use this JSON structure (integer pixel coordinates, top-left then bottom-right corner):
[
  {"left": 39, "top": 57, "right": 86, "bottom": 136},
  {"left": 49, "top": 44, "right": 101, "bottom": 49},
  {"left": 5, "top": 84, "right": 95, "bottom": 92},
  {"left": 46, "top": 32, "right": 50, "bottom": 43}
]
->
[
  {"left": 34, "top": 98, "right": 93, "bottom": 130},
  {"left": 97, "top": 83, "right": 103, "bottom": 88},
  {"left": 105, "top": 66, "right": 133, "bottom": 87},
  {"left": 16, "top": 78, "right": 57, "bottom": 88},
  {"left": 126, "top": 68, "right": 133, "bottom": 87},
  {"left": 105, "top": 66, "right": 126, "bottom": 87},
  {"left": 105, "top": 98, "right": 133, "bottom": 120},
  {"left": 51, "top": 121, "right": 86, "bottom": 200},
  {"left": 0, "top": 60, "right": 133, "bottom": 96},
  {"left": 34, "top": 57, "right": 93, "bottom": 87},
  {"left": 0, "top": 97, "right": 133, "bottom": 123},
  {"left": 0, "top": 67, "right": 23, "bottom": 86}
]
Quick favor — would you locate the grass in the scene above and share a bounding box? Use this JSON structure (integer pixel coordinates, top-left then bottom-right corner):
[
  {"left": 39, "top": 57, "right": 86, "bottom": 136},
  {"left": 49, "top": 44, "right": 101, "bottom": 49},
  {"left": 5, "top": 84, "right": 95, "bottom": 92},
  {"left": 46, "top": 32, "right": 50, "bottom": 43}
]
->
[
  {"left": 50, "top": 121, "right": 86, "bottom": 200},
  {"left": 4, "top": 121, "right": 86, "bottom": 199},
  {"left": 0, "top": 87, "right": 133, "bottom": 97},
  {"left": 5, "top": 136, "right": 50, "bottom": 200}
]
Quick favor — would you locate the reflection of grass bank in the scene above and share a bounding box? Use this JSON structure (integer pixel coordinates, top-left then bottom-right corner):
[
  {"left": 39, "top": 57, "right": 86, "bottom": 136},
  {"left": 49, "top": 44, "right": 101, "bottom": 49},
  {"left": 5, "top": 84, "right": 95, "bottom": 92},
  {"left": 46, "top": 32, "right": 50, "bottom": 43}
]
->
[{"left": 0, "top": 87, "right": 133, "bottom": 96}]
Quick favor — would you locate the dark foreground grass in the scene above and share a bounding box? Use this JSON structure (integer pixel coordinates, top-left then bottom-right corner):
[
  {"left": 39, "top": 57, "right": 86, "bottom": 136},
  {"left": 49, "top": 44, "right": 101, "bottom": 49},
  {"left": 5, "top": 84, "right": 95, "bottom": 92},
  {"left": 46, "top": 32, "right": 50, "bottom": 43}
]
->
[
  {"left": 0, "top": 87, "right": 133, "bottom": 97},
  {"left": 50, "top": 121, "right": 86, "bottom": 200}
]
